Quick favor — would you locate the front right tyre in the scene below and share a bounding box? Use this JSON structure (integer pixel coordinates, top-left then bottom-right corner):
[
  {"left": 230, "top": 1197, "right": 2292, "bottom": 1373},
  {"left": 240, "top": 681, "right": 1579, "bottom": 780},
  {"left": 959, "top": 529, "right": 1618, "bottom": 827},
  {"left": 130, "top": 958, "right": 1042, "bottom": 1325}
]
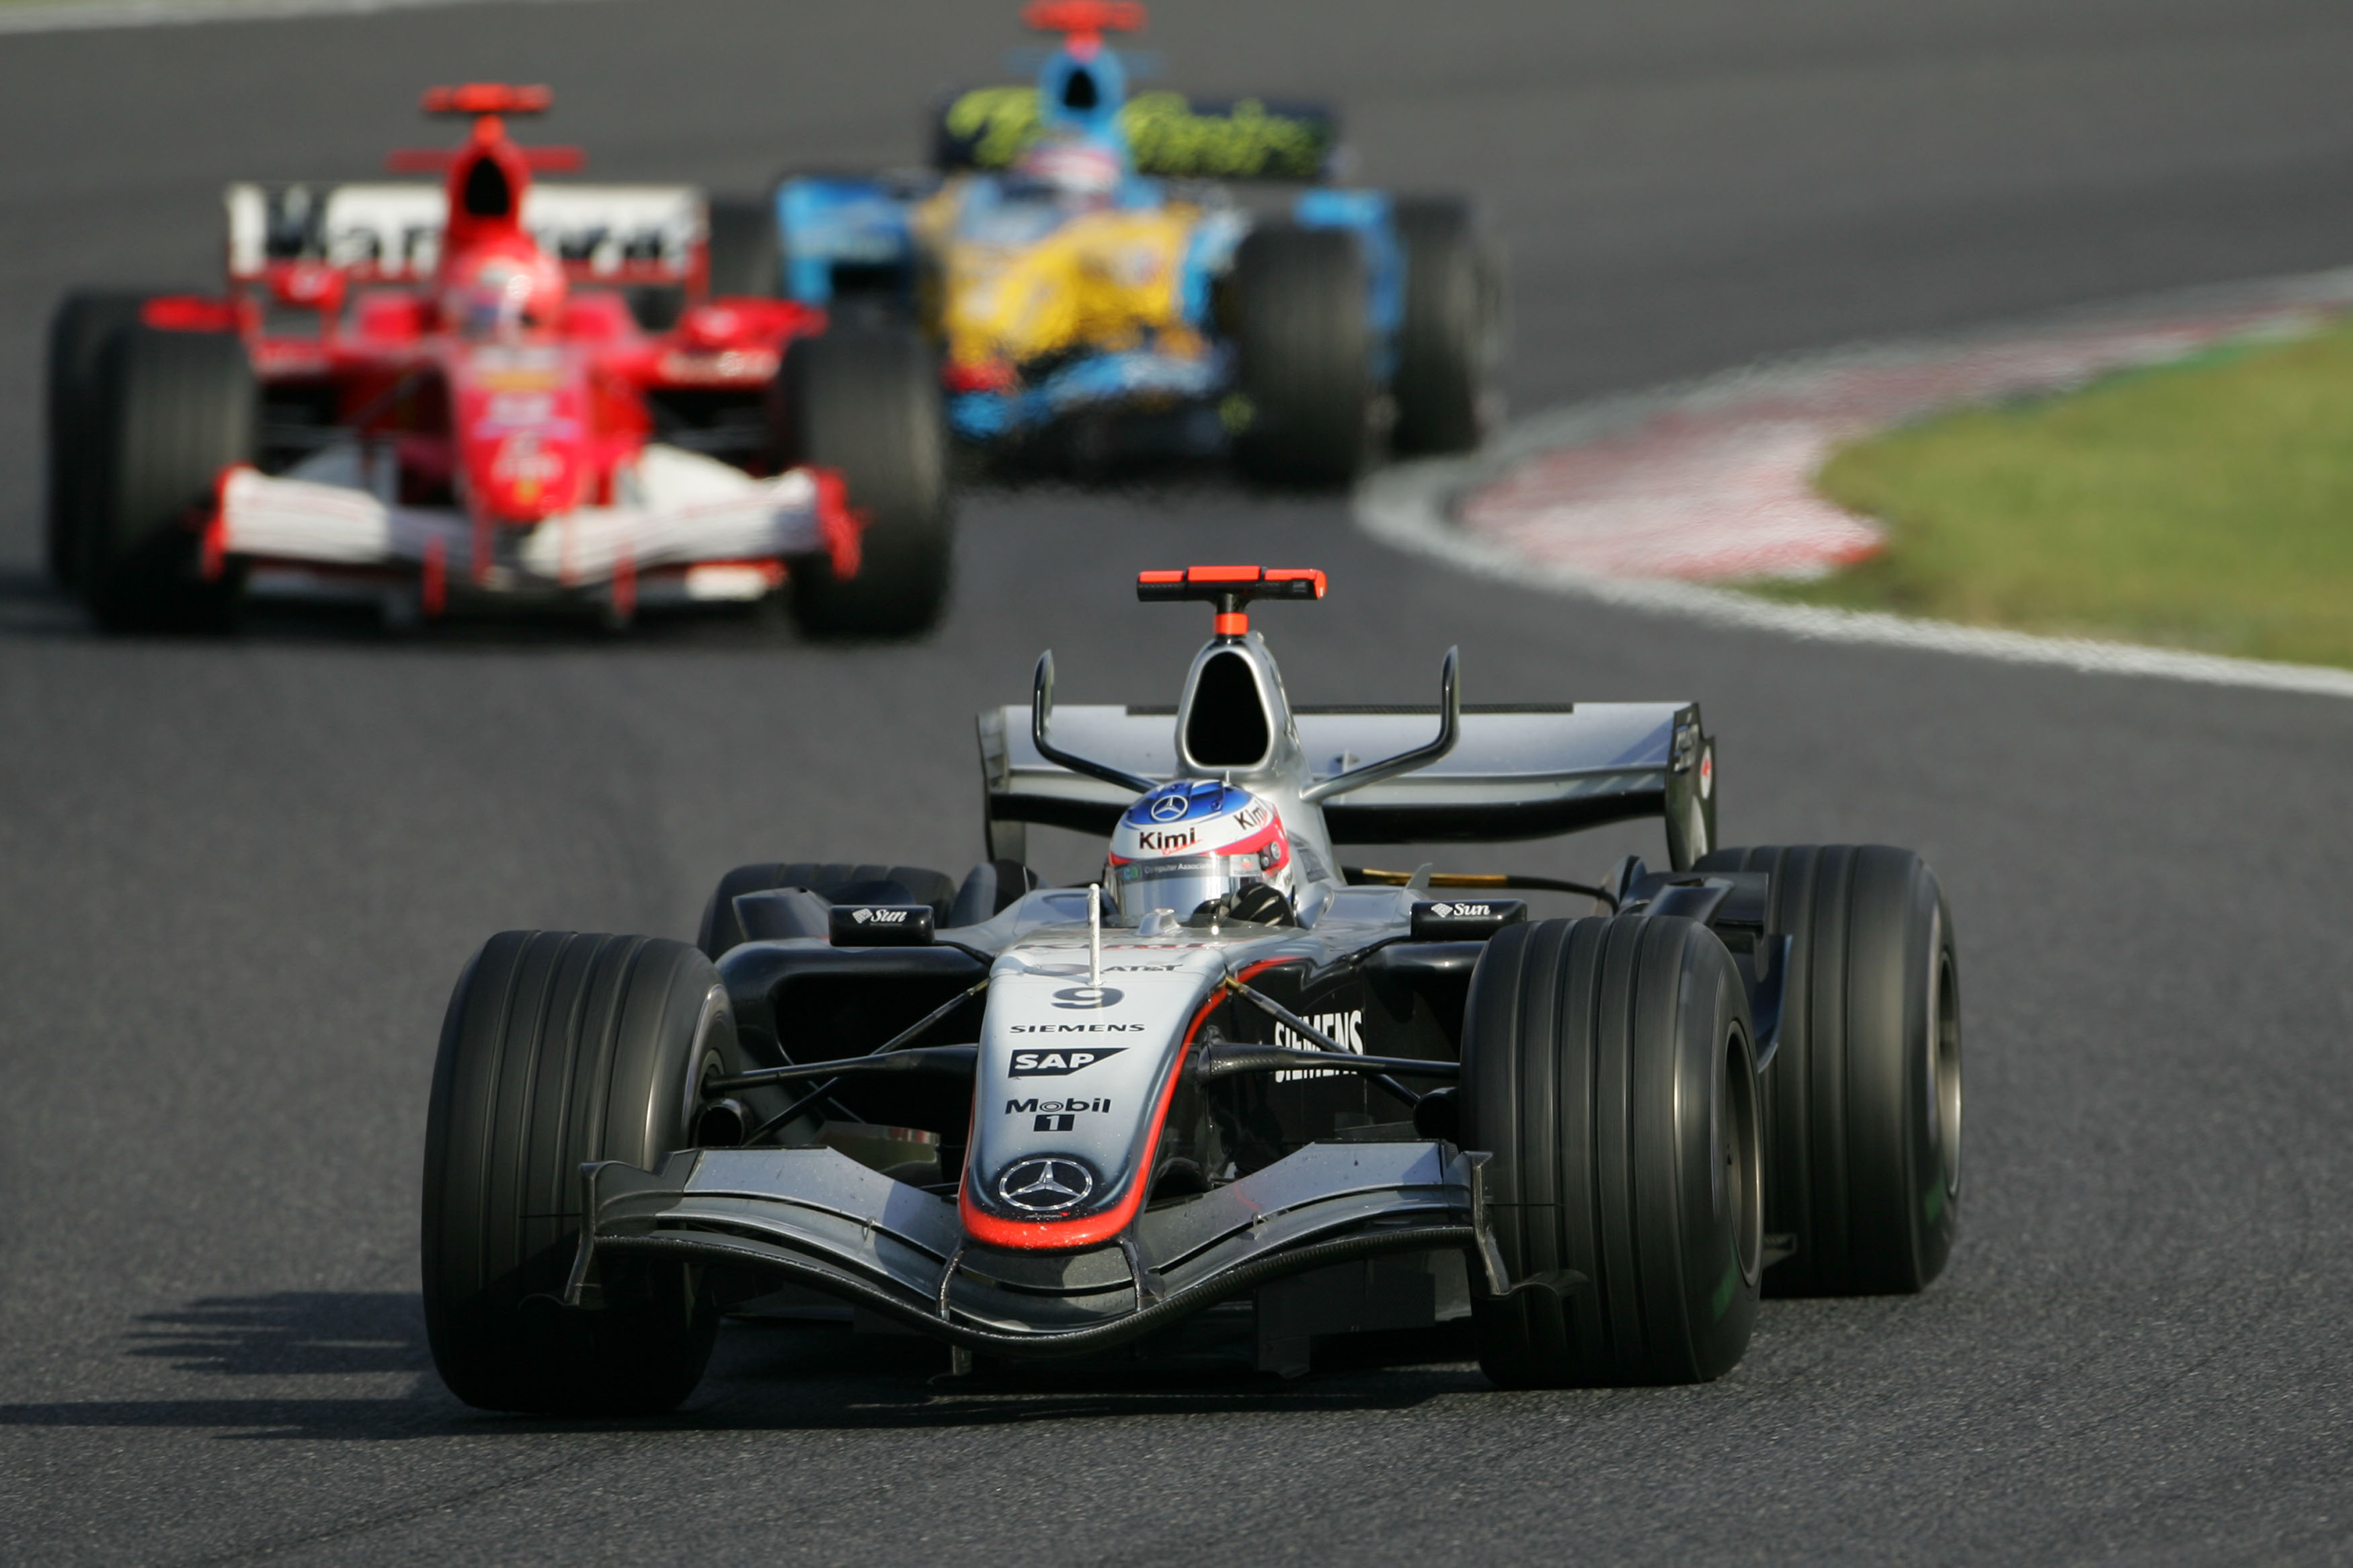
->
[
  {"left": 45, "top": 290, "right": 157, "bottom": 591},
  {"left": 422, "top": 932, "right": 739, "bottom": 1415},
  {"left": 82, "top": 323, "right": 254, "bottom": 632}
]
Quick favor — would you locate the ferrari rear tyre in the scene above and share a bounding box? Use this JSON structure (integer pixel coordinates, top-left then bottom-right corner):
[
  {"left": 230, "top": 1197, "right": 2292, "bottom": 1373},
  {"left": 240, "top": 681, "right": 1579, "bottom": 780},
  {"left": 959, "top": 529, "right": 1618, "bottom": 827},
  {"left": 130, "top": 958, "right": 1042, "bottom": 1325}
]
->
[
  {"left": 697, "top": 861, "right": 959, "bottom": 958},
  {"left": 422, "top": 932, "right": 739, "bottom": 1415},
  {"left": 1391, "top": 198, "right": 1504, "bottom": 456},
  {"left": 83, "top": 325, "right": 253, "bottom": 632},
  {"left": 772, "top": 326, "right": 951, "bottom": 638},
  {"left": 45, "top": 290, "right": 153, "bottom": 591},
  {"left": 1229, "top": 224, "right": 1376, "bottom": 488},
  {"left": 1461, "top": 915, "right": 1761, "bottom": 1387},
  {"left": 1695, "top": 845, "right": 1961, "bottom": 1294},
  {"left": 706, "top": 194, "right": 782, "bottom": 298}
]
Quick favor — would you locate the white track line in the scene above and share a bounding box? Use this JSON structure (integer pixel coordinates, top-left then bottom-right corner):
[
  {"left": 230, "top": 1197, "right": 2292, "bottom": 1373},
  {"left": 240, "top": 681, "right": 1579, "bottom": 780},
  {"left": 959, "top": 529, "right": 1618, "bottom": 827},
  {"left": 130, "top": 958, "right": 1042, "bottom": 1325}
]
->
[
  {"left": 0, "top": 0, "right": 594, "bottom": 34},
  {"left": 1357, "top": 270, "right": 2353, "bottom": 702}
]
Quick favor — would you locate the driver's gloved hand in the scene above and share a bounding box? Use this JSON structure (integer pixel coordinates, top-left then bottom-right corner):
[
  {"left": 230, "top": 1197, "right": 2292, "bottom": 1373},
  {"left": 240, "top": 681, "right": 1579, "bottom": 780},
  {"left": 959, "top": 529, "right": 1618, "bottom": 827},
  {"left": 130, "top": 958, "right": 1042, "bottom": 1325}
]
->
[{"left": 1222, "top": 884, "right": 1298, "bottom": 926}]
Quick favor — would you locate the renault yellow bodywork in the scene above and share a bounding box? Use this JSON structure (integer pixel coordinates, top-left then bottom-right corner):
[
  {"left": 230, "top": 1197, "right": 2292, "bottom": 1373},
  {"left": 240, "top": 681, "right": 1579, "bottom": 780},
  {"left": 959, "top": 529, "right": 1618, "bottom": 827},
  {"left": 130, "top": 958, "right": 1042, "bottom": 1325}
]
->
[{"left": 914, "top": 184, "right": 1210, "bottom": 377}]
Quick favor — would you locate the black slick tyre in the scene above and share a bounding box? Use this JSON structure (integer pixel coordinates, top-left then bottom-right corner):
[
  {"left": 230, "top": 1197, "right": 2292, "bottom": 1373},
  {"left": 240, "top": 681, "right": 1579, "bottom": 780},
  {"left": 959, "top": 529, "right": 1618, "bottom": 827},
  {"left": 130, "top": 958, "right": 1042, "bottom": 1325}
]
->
[
  {"left": 83, "top": 325, "right": 253, "bottom": 632},
  {"left": 1694, "top": 844, "right": 1961, "bottom": 1295},
  {"left": 45, "top": 290, "right": 154, "bottom": 591},
  {"left": 1228, "top": 224, "right": 1375, "bottom": 487},
  {"left": 771, "top": 327, "right": 951, "bottom": 638},
  {"left": 705, "top": 194, "right": 783, "bottom": 298},
  {"left": 422, "top": 932, "right": 740, "bottom": 1415},
  {"left": 697, "top": 861, "right": 959, "bottom": 958},
  {"left": 1460, "top": 915, "right": 1762, "bottom": 1387},
  {"left": 1391, "top": 198, "right": 1504, "bottom": 456}
]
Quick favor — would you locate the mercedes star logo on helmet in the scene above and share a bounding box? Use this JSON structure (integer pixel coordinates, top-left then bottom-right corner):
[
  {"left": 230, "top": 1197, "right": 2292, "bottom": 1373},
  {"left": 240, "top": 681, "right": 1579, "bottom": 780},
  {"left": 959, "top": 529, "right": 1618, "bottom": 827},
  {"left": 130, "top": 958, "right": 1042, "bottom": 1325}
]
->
[
  {"left": 1149, "top": 791, "right": 1191, "bottom": 822},
  {"left": 995, "top": 1157, "right": 1097, "bottom": 1214}
]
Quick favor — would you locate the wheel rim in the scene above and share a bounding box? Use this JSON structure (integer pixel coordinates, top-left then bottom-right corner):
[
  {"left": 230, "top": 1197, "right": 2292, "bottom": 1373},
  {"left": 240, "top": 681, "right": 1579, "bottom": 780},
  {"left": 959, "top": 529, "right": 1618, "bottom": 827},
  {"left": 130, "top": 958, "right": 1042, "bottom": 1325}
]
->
[
  {"left": 675, "top": 984, "right": 731, "bottom": 1147},
  {"left": 1723, "top": 1024, "right": 1762, "bottom": 1284},
  {"left": 1929, "top": 946, "right": 1962, "bottom": 1201}
]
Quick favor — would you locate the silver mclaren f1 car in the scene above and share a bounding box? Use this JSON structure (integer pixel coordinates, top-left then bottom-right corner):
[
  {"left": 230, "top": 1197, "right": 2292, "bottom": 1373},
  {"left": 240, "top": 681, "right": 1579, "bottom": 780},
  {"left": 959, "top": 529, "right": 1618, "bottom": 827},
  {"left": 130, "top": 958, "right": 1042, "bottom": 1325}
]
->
[{"left": 421, "top": 565, "right": 1961, "bottom": 1413}]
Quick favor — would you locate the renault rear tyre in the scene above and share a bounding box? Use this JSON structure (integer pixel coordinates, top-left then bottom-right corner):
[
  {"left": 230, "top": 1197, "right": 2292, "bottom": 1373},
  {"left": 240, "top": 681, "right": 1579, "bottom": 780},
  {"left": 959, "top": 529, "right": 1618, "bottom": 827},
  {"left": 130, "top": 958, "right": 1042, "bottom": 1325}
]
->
[
  {"left": 1392, "top": 198, "right": 1504, "bottom": 456},
  {"left": 422, "top": 932, "right": 740, "bottom": 1415},
  {"left": 1695, "top": 844, "right": 1961, "bottom": 1295},
  {"left": 772, "top": 327, "right": 951, "bottom": 638},
  {"left": 1229, "top": 224, "right": 1376, "bottom": 487},
  {"left": 1461, "top": 914, "right": 1762, "bottom": 1387},
  {"left": 706, "top": 194, "right": 783, "bottom": 299}
]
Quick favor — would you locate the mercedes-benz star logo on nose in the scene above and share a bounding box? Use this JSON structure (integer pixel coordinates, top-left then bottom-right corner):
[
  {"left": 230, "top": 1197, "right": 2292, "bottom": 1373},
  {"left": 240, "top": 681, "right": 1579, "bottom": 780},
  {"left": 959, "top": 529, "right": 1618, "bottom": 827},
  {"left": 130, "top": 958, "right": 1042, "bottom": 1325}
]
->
[
  {"left": 995, "top": 1157, "right": 1097, "bottom": 1214},
  {"left": 1149, "top": 792, "right": 1191, "bottom": 822}
]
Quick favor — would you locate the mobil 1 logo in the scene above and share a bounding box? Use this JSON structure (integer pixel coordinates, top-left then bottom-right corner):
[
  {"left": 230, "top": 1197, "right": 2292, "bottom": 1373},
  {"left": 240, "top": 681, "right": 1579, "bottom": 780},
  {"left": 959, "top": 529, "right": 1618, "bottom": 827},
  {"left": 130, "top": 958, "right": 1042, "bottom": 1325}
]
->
[
  {"left": 1005, "top": 1097, "right": 1113, "bottom": 1132},
  {"left": 1008, "top": 1046, "right": 1125, "bottom": 1078}
]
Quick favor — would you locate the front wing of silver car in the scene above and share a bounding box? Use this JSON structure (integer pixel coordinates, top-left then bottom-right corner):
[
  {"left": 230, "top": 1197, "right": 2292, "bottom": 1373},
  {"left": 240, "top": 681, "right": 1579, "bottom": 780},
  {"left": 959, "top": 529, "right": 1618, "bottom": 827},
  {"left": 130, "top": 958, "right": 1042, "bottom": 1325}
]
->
[{"left": 565, "top": 1141, "right": 1553, "bottom": 1356}]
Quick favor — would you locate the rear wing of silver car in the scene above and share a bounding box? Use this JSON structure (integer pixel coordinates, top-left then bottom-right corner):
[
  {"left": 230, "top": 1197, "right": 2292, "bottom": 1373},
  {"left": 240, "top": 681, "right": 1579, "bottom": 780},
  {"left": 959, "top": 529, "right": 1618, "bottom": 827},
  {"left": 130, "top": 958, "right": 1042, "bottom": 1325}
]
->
[{"left": 977, "top": 700, "right": 1717, "bottom": 864}]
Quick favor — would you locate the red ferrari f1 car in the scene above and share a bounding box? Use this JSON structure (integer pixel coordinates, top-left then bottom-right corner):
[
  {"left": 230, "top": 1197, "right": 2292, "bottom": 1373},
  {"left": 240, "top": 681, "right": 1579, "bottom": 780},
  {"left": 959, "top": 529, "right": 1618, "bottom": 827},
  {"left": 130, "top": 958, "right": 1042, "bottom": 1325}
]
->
[{"left": 45, "top": 85, "right": 950, "bottom": 635}]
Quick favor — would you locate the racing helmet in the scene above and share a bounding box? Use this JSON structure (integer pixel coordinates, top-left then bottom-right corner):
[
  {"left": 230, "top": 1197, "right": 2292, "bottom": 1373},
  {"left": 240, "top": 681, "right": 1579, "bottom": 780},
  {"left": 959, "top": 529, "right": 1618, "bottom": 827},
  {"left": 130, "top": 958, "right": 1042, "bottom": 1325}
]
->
[
  {"left": 1010, "top": 133, "right": 1123, "bottom": 208},
  {"left": 441, "top": 242, "right": 566, "bottom": 339},
  {"left": 1108, "top": 780, "right": 1294, "bottom": 924}
]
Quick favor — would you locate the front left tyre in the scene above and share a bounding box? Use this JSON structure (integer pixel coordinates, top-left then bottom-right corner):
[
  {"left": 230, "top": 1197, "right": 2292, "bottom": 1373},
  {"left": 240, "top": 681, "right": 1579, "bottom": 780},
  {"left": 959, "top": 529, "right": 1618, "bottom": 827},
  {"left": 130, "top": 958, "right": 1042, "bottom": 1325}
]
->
[
  {"left": 422, "top": 932, "right": 740, "bottom": 1415},
  {"left": 771, "top": 325, "right": 953, "bottom": 638},
  {"left": 1460, "top": 914, "right": 1762, "bottom": 1387}
]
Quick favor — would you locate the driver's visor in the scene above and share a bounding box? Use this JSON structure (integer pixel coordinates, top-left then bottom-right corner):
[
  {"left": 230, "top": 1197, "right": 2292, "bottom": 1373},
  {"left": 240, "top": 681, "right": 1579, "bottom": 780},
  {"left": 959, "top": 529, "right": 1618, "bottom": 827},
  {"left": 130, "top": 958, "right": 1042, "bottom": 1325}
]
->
[{"left": 1109, "top": 853, "right": 1265, "bottom": 923}]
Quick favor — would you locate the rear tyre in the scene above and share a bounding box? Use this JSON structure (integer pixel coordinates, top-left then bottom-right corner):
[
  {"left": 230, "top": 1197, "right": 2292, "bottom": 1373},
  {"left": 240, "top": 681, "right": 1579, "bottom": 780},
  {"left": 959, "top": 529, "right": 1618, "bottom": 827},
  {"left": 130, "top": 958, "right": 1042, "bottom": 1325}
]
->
[
  {"left": 45, "top": 290, "right": 155, "bottom": 591},
  {"left": 772, "top": 327, "right": 951, "bottom": 638},
  {"left": 696, "top": 861, "right": 959, "bottom": 958},
  {"left": 83, "top": 325, "right": 253, "bottom": 632},
  {"left": 1461, "top": 915, "right": 1761, "bottom": 1387},
  {"left": 705, "top": 194, "right": 783, "bottom": 298},
  {"left": 1391, "top": 198, "right": 1504, "bottom": 455},
  {"left": 422, "top": 932, "right": 739, "bottom": 1415},
  {"left": 1229, "top": 224, "right": 1375, "bottom": 487},
  {"left": 1694, "top": 845, "right": 1961, "bottom": 1294}
]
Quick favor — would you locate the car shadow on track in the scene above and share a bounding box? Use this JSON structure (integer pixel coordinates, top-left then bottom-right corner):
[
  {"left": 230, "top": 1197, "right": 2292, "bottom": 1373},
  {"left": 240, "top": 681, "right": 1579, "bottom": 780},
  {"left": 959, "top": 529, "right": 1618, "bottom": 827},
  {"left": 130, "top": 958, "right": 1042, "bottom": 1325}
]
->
[
  {"left": 123, "top": 1291, "right": 431, "bottom": 1378},
  {"left": 0, "top": 565, "right": 819, "bottom": 651},
  {"left": 0, "top": 1292, "right": 1484, "bottom": 1440},
  {"left": 0, "top": 1291, "right": 453, "bottom": 1442}
]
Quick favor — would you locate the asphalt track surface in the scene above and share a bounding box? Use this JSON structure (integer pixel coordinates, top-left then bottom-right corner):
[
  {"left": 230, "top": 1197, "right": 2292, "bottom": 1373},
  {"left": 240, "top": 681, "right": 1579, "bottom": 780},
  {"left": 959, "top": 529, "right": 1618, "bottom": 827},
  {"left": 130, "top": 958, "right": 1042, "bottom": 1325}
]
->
[{"left": 3, "top": 2, "right": 2352, "bottom": 1563}]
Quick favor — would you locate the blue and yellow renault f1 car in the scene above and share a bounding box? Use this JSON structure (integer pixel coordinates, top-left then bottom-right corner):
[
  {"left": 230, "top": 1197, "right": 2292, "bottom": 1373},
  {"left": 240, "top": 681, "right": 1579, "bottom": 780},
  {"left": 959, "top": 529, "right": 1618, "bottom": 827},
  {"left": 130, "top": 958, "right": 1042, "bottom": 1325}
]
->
[
  {"left": 421, "top": 565, "right": 1962, "bottom": 1412},
  {"left": 752, "top": 1, "right": 1503, "bottom": 483}
]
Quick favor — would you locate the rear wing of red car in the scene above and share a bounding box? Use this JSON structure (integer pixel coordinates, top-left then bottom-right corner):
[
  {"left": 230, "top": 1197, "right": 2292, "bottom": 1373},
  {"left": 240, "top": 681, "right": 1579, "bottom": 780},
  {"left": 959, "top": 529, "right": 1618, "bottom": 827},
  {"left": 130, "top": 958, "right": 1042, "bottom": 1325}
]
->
[{"left": 224, "top": 181, "right": 707, "bottom": 288}]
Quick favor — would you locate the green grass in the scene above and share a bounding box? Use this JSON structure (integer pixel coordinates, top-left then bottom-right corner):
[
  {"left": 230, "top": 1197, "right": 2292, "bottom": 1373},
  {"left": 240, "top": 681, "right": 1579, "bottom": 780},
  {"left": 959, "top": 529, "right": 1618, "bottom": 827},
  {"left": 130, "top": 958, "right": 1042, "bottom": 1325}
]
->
[{"left": 1763, "top": 321, "right": 2353, "bottom": 668}]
